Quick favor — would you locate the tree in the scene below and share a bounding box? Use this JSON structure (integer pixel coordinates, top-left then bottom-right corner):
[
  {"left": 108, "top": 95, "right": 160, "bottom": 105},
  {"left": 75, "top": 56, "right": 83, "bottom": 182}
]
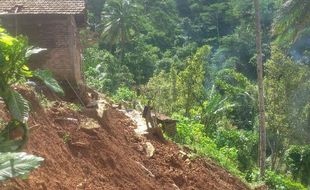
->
[
  {"left": 87, "top": 0, "right": 106, "bottom": 32},
  {"left": 83, "top": 47, "right": 134, "bottom": 94},
  {"left": 101, "top": 0, "right": 143, "bottom": 59},
  {"left": 273, "top": 0, "right": 310, "bottom": 47},
  {"left": 266, "top": 47, "right": 310, "bottom": 170},
  {"left": 254, "top": 0, "right": 266, "bottom": 178},
  {"left": 177, "top": 45, "right": 211, "bottom": 116}
]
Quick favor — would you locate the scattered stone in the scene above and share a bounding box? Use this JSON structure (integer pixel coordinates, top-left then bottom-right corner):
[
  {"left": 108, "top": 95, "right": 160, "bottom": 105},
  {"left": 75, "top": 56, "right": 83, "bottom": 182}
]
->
[
  {"left": 76, "top": 179, "right": 87, "bottom": 189},
  {"left": 80, "top": 118, "right": 100, "bottom": 129},
  {"left": 86, "top": 101, "right": 98, "bottom": 108},
  {"left": 70, "top": 141, "right": 89, "bottom": 148},
  {"left": 144, "top": 142, "right": 155, "bottom": 158},
  {"left": 111, "top": 104, "right": 119, "bottom": 109},
  {"left": 54, "top": 117, "right": 78, "bottom": 125},
  {"left": 179, "top": 150, "right": 189, "bottom": 160}
]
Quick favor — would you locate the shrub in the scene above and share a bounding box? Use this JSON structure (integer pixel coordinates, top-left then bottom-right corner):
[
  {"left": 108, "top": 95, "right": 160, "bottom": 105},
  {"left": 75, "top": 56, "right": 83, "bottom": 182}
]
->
[
  {"left": 213, "top": 127, "right": 258, "bottom": 172},
  {"left": 265, "top": 170, "right": 307, "bottom": 190},
  {"left": 112, "top": 87, "right": 137, "bottom": 109},
  {"left": 0, "top": 27, "right": 44, "bottom": 181},
  {"left": 172, "top": 114, "right": 241, "bottom": 176},
  {"left": 285, "top": 145, "right": 310, "bottom": 186},
  {"left": 83, "top": 47, "right": 134, "bottom": 94}
]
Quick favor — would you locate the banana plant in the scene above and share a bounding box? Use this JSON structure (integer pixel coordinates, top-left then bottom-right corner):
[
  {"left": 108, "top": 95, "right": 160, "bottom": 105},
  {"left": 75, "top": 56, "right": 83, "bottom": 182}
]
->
[{"left": 0, "top": 27, "right": 63, "bottom": 180}]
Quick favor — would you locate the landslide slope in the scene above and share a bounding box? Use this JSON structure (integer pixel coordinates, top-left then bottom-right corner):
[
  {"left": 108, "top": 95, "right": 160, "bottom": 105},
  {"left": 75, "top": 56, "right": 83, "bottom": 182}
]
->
[{"left": 0, "top": 89, "right": 250, "bottom": 190}]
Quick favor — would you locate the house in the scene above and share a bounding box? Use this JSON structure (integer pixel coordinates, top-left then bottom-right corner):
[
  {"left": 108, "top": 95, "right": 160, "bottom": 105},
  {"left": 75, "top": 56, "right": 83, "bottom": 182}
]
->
[{"left": 0, "top": 0, "right": 86, "bottom": 84}]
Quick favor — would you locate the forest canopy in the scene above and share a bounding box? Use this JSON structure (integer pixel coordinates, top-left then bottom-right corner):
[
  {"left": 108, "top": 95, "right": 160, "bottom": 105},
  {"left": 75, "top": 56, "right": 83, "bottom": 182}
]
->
[{"left": 83, "top": 0, "right": 310, "bottom": 189}]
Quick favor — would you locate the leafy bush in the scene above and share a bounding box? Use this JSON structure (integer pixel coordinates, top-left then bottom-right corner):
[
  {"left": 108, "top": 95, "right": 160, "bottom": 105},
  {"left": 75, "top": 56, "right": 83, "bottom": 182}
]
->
[
  {"left": 245, "top": 169, "right": 306, "bottom": 190},
  {"left": 214, "top": 127, "right": 258, "bottom": 172},
  {"left": 172, "top": 114, "right": 241, "bottom": 176},
  {"left": 112, "top": 86, "right": 137, "bottom": 104},
  {"left": 0, "top": 27, "right": 49, "bottom": 181},
  {"left": 285, "top": 145, "right": 310, "bottom": 186},
  {"left": 83, "top": 47, "right": 134, "bottom": 94},
  {"left": 215, "top": 69, "right": 257, "bottom": 130},
  {"left": 265, "top": 170, "right": 307, "bottom": 190}
]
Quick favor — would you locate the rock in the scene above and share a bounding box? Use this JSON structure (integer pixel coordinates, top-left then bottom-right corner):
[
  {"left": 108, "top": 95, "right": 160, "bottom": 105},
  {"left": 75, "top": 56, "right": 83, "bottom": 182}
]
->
[
  {"left": 86, "top": 101, "right": 98, "bottom": 108},
  {"left": 144, "top": 142, "right": 155, "bottom": 158},
  {"left": 111, "top": 104, "right": 119, "bottom": 109},
  {"left": 54, "top": 117, "right": 78, "bottom": 124},
  {"left": 76, "top": 179, "right": 87, "bottom": 189}
]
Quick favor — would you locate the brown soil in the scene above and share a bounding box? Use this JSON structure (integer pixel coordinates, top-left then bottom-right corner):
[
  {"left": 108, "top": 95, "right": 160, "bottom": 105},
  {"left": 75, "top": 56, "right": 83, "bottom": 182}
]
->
[{"left": 0, "top": 88, "right": 250, "bottom": 190}]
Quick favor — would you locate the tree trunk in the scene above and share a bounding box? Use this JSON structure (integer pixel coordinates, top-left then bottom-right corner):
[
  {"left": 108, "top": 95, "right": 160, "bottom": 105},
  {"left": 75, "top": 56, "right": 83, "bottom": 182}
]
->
[{"left": 254, "top": 0, "right": 266, "bottom": 178}]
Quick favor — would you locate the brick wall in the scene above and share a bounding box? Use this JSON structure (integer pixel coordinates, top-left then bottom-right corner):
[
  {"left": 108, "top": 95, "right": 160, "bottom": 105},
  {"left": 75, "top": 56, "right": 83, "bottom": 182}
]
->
[{"left": 1, "top": 15, "right": 82, "bottom": 84}]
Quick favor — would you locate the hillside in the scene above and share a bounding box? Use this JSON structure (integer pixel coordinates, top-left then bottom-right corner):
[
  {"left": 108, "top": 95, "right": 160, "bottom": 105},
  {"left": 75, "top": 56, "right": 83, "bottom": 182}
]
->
[{"left": 0, "top": 87, "right": 250, "bottom": 190}]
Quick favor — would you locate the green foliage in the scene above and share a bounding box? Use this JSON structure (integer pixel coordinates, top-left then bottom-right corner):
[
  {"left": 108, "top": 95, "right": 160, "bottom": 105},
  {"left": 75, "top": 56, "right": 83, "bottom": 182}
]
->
[
  {"left": 101, "top": 0, "right": 144, "bottom": 52},
  {"left": 0, "top": 27, "right": 43, "bottom": 181},
  {"left": 273, "top": 0, "right": 310, "bottom": 47},
  {"left": 177, "top": 45, "right": 211, "bottom": 115},
  {"left": 62, "top": 132, "right": 71, "bottom": 144},
  {"left": 65, "top": 103, "right": 82, "bottom": 113},
  {"left": 124, "top": 36, "right": 160, "bottom": 84},
  {"left": 83, "top": 47, "right": 134, "bottom": 94},
  {"left": 85, "top": 0, "right": 309, "bottom": 187},
  {"left": 265, "top": 170, "right": 307, "bottom": 190},
  {"left": 0, "top": 152, "right": 43, "bottom": 181},
  {"left": 215, "top": 69, "right": 257, "bottom": 130},
  {"left": 112, "top": 86, "right": 137, "bottom": 103},
  {"left": 285, "top": 145, "right": 310, "bottom": 186},
  {"left": 265, "top": 47, "right": 310, "bottom": 184},
  {"left": 145, "top": 71, "right": 175, "bottom": 114},
  {"left": 0, "top": 33, "right": 30, "bottom": 91},
  {"left": 198, "top": 86, "right": 235, "bottom": 133},
  {"left": 172, "top": 114, "right": 241, "bottom": 176},
  {"left": 33, "top": 70, "right": 64, "bottom": 96},
  {"left": 6, "top": 90, "right": 30, "bottom": 123},
  {"left": 213, "top": 127, "right": 258, "bottom": 172},
  {"left": 266, "top": 47, "right": 310, "bottom": 155}
]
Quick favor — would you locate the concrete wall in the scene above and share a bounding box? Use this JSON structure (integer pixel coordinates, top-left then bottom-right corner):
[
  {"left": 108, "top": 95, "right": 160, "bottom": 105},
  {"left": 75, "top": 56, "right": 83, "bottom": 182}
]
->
[{"left": 1, "top": 15, "right": 82, "bottom": 84}]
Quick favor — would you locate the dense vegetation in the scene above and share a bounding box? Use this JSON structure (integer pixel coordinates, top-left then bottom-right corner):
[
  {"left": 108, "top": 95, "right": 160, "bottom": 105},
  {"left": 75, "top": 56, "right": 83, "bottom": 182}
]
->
[
  {"left": 0, "top": 28, "right": 63, "bottom": 181},
  {"left": 83, "top": 0, "right": 310, "bottom": 189},
  {"left": 0, "top": 28, "right": 43, "bottom": 181}
]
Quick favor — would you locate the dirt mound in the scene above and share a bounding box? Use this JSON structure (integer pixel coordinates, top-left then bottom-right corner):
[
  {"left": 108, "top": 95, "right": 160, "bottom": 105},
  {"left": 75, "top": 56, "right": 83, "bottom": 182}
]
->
[{"left": 0, "top": 90, "right": 250, "bottom": 190}]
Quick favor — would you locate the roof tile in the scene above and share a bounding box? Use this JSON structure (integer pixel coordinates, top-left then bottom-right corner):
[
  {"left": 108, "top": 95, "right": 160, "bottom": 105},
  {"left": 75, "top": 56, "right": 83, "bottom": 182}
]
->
[{"left": 0, "top": 0, "right": 85, "bottom": 15}]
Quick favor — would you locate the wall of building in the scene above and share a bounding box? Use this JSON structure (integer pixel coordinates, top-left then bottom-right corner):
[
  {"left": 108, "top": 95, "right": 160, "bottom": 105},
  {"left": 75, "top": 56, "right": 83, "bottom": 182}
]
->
[{"left": 1, "top": 15, "right": 82, "bottom": 84}]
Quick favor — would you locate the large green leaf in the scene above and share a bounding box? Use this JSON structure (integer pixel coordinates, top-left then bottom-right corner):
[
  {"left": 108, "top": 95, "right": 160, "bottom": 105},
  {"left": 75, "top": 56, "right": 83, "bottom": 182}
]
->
[
  {"left": 0, "top": 32, "right": 15, "bottom": 46},
  {"left": 6, "top": 90, "right": 30, "bottom": 123},
  {"left": 33, "top": 70, "right": 64, "bottom": 96},
  {"left": 0, "top": 152, "right": 43, "bottom": 181}
]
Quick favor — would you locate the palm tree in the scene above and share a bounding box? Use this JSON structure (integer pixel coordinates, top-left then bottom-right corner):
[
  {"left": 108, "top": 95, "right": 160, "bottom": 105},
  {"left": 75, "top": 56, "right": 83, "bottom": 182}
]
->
[
  {"left": 254, "top": 0, "right": 266, "bottom": 178},
  {"left": 273, "top": 0, "right": 310, "bottom": 46},
  {"left": 101, "top": 0, "right": 142, "bottom": 59}
]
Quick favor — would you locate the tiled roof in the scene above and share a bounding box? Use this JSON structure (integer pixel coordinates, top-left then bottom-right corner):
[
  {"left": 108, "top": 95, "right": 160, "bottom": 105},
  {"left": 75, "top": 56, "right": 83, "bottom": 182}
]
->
[{"left": 0, "top": 0, "right": 85, "bottom": 15}]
